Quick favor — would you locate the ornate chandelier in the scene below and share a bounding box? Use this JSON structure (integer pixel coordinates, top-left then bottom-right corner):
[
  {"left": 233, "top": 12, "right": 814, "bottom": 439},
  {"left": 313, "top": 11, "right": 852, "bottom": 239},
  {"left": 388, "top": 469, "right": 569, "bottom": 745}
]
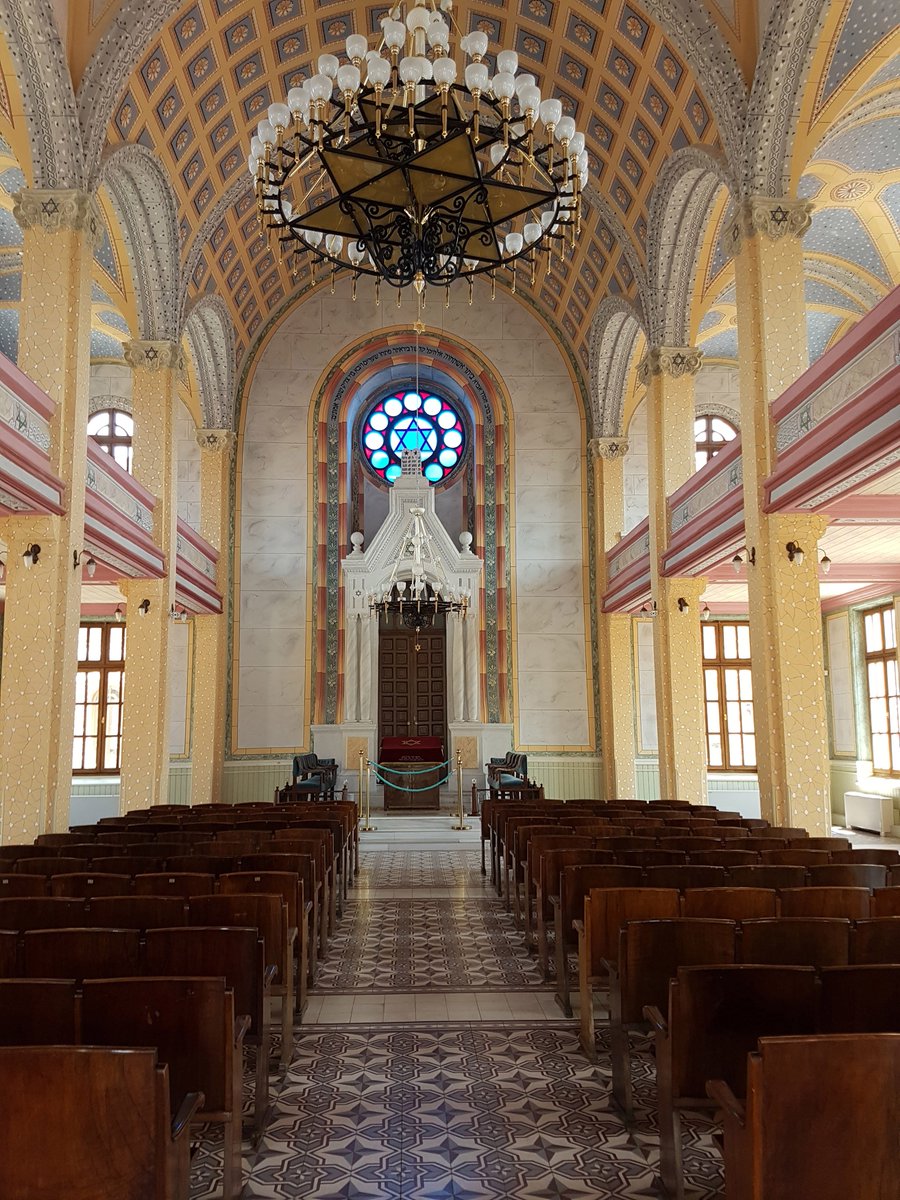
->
[
  {"left": 248, "top": 1, "right": 587, "bottom": 294},
  {"left": 368, "top": 452, "right": 471, "bottom": 628}
]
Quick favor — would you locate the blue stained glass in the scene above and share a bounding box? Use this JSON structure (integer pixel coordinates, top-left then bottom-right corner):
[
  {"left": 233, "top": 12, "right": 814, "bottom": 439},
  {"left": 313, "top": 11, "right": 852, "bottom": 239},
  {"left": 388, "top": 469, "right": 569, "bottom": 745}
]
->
[{"left": 362, "top": 388, "right": 466, "bottom": 486}]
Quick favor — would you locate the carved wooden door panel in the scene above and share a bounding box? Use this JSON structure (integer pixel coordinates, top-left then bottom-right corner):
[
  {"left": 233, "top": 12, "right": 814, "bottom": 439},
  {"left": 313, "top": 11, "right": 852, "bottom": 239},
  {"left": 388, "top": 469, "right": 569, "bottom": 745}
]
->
[{"left": 378, "top": 624, "right": 446, "bottom": 744}]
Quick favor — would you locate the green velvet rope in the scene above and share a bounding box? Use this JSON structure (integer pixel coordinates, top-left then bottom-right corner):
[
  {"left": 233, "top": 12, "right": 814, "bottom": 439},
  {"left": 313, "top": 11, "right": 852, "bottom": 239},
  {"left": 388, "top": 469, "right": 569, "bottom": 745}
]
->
[
  {"left": 371, "top": 758, "right": 450, "bottom": 775},
  {"left": 370, "top": 762, "right": 452, "bottom": 791}
]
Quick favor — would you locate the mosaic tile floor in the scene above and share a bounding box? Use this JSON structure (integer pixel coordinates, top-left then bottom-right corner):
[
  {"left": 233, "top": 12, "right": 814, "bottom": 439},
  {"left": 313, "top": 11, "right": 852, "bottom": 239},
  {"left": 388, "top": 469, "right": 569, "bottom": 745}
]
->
[{"left": 190, "top": 819, "right": 724, "bottom": 1199}]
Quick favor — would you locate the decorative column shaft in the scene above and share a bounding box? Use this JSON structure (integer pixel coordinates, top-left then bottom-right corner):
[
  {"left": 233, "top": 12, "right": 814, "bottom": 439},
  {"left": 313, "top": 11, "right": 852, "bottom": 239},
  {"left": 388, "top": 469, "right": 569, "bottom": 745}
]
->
[
  {"left": 726, "top": 197, "right": 830, "bottom": 834},
  {"left": 590, "top": 437, "right": 637, "bottom": 800},
  {"left": 642, "top": 348, "right": 708, "bottom": 802},
  {"left": 119, "top": 340, "right": 181, "bottom": 812},
  {"left": 0, "top": 190, "right": 98, "bottom": 840},
  {"left": 191, "top": 429, "right": 234, "bottom": 804}
]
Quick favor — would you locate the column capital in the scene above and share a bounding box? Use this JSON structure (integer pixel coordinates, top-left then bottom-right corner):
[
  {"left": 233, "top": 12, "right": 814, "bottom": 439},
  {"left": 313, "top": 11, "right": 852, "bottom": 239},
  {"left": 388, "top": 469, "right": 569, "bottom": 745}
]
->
[
  {"left": 124, "top": 340, "right": 184, "bottom": 373},
  {"left": 196, "top": 428, "right": 236, "bottom": 455},
  {"left": 637, "top": 346, "right": 703, "bottom": 387},
  {"left": 724, "top": 196, "right": 814, "bottom": 257},
  {"left": 589, "top": 437, "right": 629, "bottom": 461},
  {"left": 13, "top": 189, "right": 103, "bottom": 248}
]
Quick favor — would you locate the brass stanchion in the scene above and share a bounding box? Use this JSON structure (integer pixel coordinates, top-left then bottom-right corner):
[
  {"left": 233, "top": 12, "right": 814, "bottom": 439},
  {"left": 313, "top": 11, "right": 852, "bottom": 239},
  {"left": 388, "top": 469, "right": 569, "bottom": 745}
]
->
[
  {"left": 451, "top": 748, "right": 470, "bottom": 831},
  {"left": 361, "top": 753, "right": 377, "bottom": 832}
]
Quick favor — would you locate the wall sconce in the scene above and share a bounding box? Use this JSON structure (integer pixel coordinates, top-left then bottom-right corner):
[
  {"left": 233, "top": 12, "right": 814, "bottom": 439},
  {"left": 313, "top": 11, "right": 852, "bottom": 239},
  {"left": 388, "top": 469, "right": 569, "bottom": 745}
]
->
[
  {"left": 786, "top": 541, "right": 804, "bottom": 565},
  {"left": 22, "top": 543, "right": 40, "bottom": 568},
  {"left": 677, "top": 597, "right": 689, "bottom": 613},
  {"left": 639, "top": 600, "right": 657, "bottom": 618},
  {"left": 731, "top": 547, "right": 756, "bottom": 574},
  {"left": 137, "top": 598, "right": 150, "bottom": 616},
  {"left": 701, "top": 603, "right": 711, "bottom": 621},
  {"left": 113, "top": 605, "right": 123, "bottom": 622},
  {"left": 819, "top": 551, "right": 832, "bottom": 575},
  {"left": 73, "top": 549, "right": 97, "bottom": 578},
  {"left": 169, "top": 603, "right": 189, "bottom": 623}
]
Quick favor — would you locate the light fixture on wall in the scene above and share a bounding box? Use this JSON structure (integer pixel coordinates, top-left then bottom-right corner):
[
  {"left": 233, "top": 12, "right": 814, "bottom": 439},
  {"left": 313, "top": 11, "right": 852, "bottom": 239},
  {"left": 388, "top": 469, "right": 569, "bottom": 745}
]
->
[
  {"left": 368, "top": 450, "right": 470, "bottom": 632},
  {"left": 701, "top": 603, "right": 711, "bottom": 621},
  {"left": 731, "top": 546, "right": 756, "bottom": 574},
  {"left": 638, "top": 600, "right": 657, "bottom": 618},
  {"left": 73, "top": 549, "right": 97, "bottom": 578},
  {"left": 22, "top": 543, "right": 40, "bottom": 568},
  {"left": 113, "top": 605, "right": 123, "bottom": 622},
  {"left": 248, "top": 7, "right": 586, "bottom": 297},
  {"left": 170, "top": 603, "right": 190, "bottom": 623},
  {"left": 786, "top": 541, "right": 804, "bottom": 565},
  {"left": 677, "top": 596, "right": 689, "bottom": 613},
  {"left": 819, "top": 550, "right": 832, "bottom": 574},
  {"left": 137, "top": 598, "right": 150, "bottom": 616}
]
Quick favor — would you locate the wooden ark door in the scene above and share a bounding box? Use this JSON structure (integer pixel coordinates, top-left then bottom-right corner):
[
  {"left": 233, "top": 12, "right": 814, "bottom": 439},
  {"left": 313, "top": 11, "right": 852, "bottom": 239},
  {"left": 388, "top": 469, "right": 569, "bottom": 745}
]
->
[{"left": 378, "top": 617, "right": 447, "bottom": 744}]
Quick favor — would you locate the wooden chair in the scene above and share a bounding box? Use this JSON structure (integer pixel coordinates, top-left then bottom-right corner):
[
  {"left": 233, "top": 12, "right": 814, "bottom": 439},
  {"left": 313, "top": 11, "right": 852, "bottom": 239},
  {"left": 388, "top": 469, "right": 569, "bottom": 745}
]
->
[
  {"left": 850, "top": 917, "right": 900, "bottom": 964},
  {"left": 739, "top": 918, "right": 851, "bottom": 966},
  {"left": 219, "top": 870, "right": 310, "bottom": 1004},
  {"left": 143, "top": 925, "right": 274, "bottom": 1141},
  {"left": 817, "top": 964, "right": 900, "bottom": 1032},
  {"left": 520, "top": 830, "right": 586, "bottom": 930},
  {"left": 728, "top": 864, "right": 807, "bottom": 890},
  {"left": 0, "top": 1045, "right": 201, "bottom": 1200},
  {"left": 22, "top": 927, "right": 142, "bottom": 979},
  {"left": 0, "top": 896, "right": 86, "bottom": 933},
  {"left": 551, "top": 865, "right": 644, "bottom": 1016},
  {"left": 616, "top": 849, "right": 687, "bottom": 866},
  {"left": 686, "top": 849, "right": 758, "bottom": 867},
  {"left": 83, "top": 895, "right": 188, "bottom": 929},
  {"left": 681, "top": 887, "right": 777, "bottom": 921},
  {"left": 576, "top": 887, "right": 681, "bottom": 1058},
  {"left": 0, "top": 874, "right": 47, "bottom": 897},
  {"left": 713, "top": 825, "right": 751, "bottom": 840},
  {"left": 608, "top": 918, "right": 736, "bottom": 1117},
  {"left": 643, "top": 865, "right": 727, "bottom": 891},
  {"left": 15, "top": 856, "right": 88, "bottom": 877},
  {"left": 796, "top": 836, "right": 851, "bottom": 851},
  {"left": 807, "top": 863, "right": 888, "bottom": 891},
  {"left": 708, "top": 1034, "right": 900, "bottom": 1200},
  {"left": 654, "top": 836, "right": 721, "bottom": 853},
  {"left": 134, "top": 872, "right": 216, "bottom": 899},
  {"left": 50, "top": 872, "right": 133, "bottom": 898},
  {"left": 165, "top": 853, "right": 238, "bottom": 875},
  {"left": 243, "top": 848, "right": 327, "bottom": 955},
  {"left": 871, "top": 887, "right": 900, "bottom": 917},
  {"left": 777, "top": 886, "right": 871, "bottom": 920},
  {"left": 830, "top": 848, "right": 900, "bottom": 867},
  {"left": 90, "top": 855, "right": 165, "bottom": 876},
  {"left": 0, "top": 979, "right": 78, "bottom": 1044},
  {"left": 531, "top": 846, "right": 612, "bottom": 971},
  {"left": 189, "top": 893, "right": 295, "bottom": 1066},
  {"left": 760, "top": 848, "right": 830, "bottom": 866},
  {"left": 756, "top": 827, "right": 809, "bottom": 839},
  {"left": 82, "top": 977, "right": 247, "bottom": 1200},
  {"left": 646, "top": 965, "right": 818, "bottom": 1200},
  {"left": 0, "top": 930, "right": 14, "bottom": 975}
]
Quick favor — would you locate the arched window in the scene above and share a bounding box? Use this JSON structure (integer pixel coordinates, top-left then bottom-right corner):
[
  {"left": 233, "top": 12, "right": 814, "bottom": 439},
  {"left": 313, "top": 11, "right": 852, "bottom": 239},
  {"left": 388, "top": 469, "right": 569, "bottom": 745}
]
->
[
  {"left": 694, "top": 414, "right": 737, "bottom": 470},
  {"left": 88, "top": 408, "right": 133, "bottom": 473},
  {"left": 361, "top": 389, "right": 466, "bottom": 484}
]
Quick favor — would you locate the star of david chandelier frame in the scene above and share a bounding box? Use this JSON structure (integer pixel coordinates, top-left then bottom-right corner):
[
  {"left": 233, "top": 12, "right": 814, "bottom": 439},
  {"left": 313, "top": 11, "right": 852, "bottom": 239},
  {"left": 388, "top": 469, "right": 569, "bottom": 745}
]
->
[
  {"left": 248, "top": 0, "right": 587, "bottom": 297},
  {"left": 368, "top": 451, "right": 471, "bottom": 633}
]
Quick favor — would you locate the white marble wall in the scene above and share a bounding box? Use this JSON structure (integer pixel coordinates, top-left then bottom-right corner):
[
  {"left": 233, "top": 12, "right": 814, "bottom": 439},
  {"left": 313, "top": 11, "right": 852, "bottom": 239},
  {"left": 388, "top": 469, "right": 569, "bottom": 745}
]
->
[
  {"left": 235, "top": 277, "right": 593, "bottom": 752},
  {"left": 89, "top": 362, "right": 131, "bottom": 412},
  {"left": 168, "top": 622, "right": 191, "bottom": 756},
  {"left": 623, "top": 397, "right": 649, "bottom": 533},
  {"left": 694, "top": 363, "right": 741, "bottom": 426},
  {"left": 175, "top": 400, "right": 201, "bottom": 529},
  {"left": 635, "top": 619, "right": 658, "bottom": 753}
]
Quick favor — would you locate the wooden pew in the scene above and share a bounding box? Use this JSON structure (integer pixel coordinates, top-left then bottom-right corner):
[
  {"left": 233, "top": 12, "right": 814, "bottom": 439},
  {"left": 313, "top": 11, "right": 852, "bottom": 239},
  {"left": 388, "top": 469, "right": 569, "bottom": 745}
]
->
[
  {"left": 134, "top": 872, "right": 216, "bottom": 899},
  {"left": 646, "top": 965, "right": 818, "bottom": 1199},
  {"left": 708, "top": 1034, "right": 900, "bottom": 1200},
  {"left": 851, "top": 917, "right": 900, "bottom": 964},
  {"left": 576, "top": 887, "right": 681, "bottom": 1058},
  {"left": 190, "top": 893, "right": 295, "bottom": 1066},
  {"left": 143, "top": 925, "right": 274, "bottom": 1142},
  {"left": 0, "top": 874, "right": 47, "bottom": 897},
  {"left": 739, "top": 918, "right": 851, "bottom": 966},
  {"left": 50, "top": 872, "right": 133, "bottom": 898},
  {"left": 607, "top": 918, "right": 736, "bottom": 1117},
  {"left": 532, "top": 847, "right": 614, "bottom": 974},
  {"left": 220, "top": 870, "right": 310, "bottom": 1003},
  {"left": 817, "top": 964, "right": 900, "bottom": 1032},
  {"left": 0, "top": 979, "right": 78, "bottom": 1044},
  {"left": 0, "top": 1045, "right": 201, "bottom": 1200},
  {"left": 727, "top": 864, "right": 807, "bottom": 890},
  {"left": 81, "top": 977, "right": 247, "bottom": 1200},
  {"left": 551, "top": 865, "right": 644, "bottom": 1016},
  {"left": 83, "top": 895, "right": 188, "bottom": 928},
  {"left": 22, "top": 927, "right": 142, "bottom": 980},
  {"left": 681, "top": 888, "right": 777, "bottom": 921},
  {"left": 778, "top": 886, "right": 870, "bottom": 919}
]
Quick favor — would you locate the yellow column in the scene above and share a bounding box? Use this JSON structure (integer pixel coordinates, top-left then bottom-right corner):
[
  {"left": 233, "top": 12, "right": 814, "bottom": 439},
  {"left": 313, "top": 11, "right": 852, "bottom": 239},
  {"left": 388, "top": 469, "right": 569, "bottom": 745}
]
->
[
  {"left": 643, "top": 347, "right": 708, "bottom": 803},
  {"left": 0, "top": 190, "right": 98, "bottom": 841},
  {"left": 118, "top": 340, "right": 180, "bottom": 812},
  {"left": 190, "top": 429, "right": 234, "bottom": 804},
  {"left": 726, "top": 197, "right": 830, "bottom": 834},
  {"left": 590, "top": 437, "right": 637, "bottom": 800}
]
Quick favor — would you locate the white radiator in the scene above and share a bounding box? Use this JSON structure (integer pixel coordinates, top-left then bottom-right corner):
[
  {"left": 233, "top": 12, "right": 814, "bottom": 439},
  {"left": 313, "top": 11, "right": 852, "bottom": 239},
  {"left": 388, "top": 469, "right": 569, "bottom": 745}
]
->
[{"left": 843, "top": 791, "right": 893, "bottom": 836}]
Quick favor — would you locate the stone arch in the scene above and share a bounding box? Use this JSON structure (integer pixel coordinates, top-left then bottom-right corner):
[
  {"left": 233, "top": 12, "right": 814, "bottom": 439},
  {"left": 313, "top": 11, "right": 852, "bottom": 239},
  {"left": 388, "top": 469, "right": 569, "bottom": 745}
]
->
[
  {"left": 0, "top": 0, "right": 82, "bottom": 187},
  {"left": 183, "top": 295, "right": 237, "bottom": 430},
  {"left": 645, "top": 147, "right": 735, "bottom": 345},
  {"left": 180, "top": 176, "right": 250, "bottom": 319},
  {"left": 589, "top": 297, "right": 647, "bottom": 438},
  {"left": 745, "top": 0, "right": 832, "bottom": 196},
  {"left": 582, "top": 181, "right": 648, "bottom": 287},
  {"left": 98, "top": 144, "right": 181, "bottom": 342}
]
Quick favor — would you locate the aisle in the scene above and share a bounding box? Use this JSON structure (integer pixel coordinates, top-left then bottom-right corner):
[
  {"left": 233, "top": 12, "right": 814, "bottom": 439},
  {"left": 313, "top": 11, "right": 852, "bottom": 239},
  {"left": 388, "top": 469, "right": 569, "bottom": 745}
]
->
[{"left": 196, "top": 816, "right": 724, "bottom": 1199}]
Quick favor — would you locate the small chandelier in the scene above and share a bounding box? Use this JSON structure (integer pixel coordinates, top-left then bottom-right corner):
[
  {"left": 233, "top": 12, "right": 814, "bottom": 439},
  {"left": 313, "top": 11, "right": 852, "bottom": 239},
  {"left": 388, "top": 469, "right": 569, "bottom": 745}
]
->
[
  {"left": 368, "top": 451, "right": 471, "bottom": 628},
  {"left": 248, "top": 1, "right": 587, "bottom": 294}
]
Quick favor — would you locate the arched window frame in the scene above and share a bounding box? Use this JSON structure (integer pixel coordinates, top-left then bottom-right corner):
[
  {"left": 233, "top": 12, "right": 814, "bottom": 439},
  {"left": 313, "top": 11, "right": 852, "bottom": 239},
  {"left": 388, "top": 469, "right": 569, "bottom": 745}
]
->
[
  {"left": 694, "top": 412, "right": 738, "bottom": 471},
  {"left": 358, "top": 387, "right": 469, "bottom": 487},
  {"left": 88, "top": 407, "right": 134, "bottom": 473}
]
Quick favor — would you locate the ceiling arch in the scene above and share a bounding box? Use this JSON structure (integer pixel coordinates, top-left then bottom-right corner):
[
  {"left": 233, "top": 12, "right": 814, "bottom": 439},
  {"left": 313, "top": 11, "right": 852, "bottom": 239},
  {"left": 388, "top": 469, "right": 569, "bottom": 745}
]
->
[
  {"left": 183, "top": 293, "right": 236, "bottom": 429},
  {"left": 589, "top": 294, "right": 647, "bottom": 436}
]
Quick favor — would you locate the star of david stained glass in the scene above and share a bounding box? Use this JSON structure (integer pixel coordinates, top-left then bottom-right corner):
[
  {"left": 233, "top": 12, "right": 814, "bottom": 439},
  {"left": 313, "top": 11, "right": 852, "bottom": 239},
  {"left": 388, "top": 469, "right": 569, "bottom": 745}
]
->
[{"left": 362, "top": 390, "right": 465, "bottom": 484}]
